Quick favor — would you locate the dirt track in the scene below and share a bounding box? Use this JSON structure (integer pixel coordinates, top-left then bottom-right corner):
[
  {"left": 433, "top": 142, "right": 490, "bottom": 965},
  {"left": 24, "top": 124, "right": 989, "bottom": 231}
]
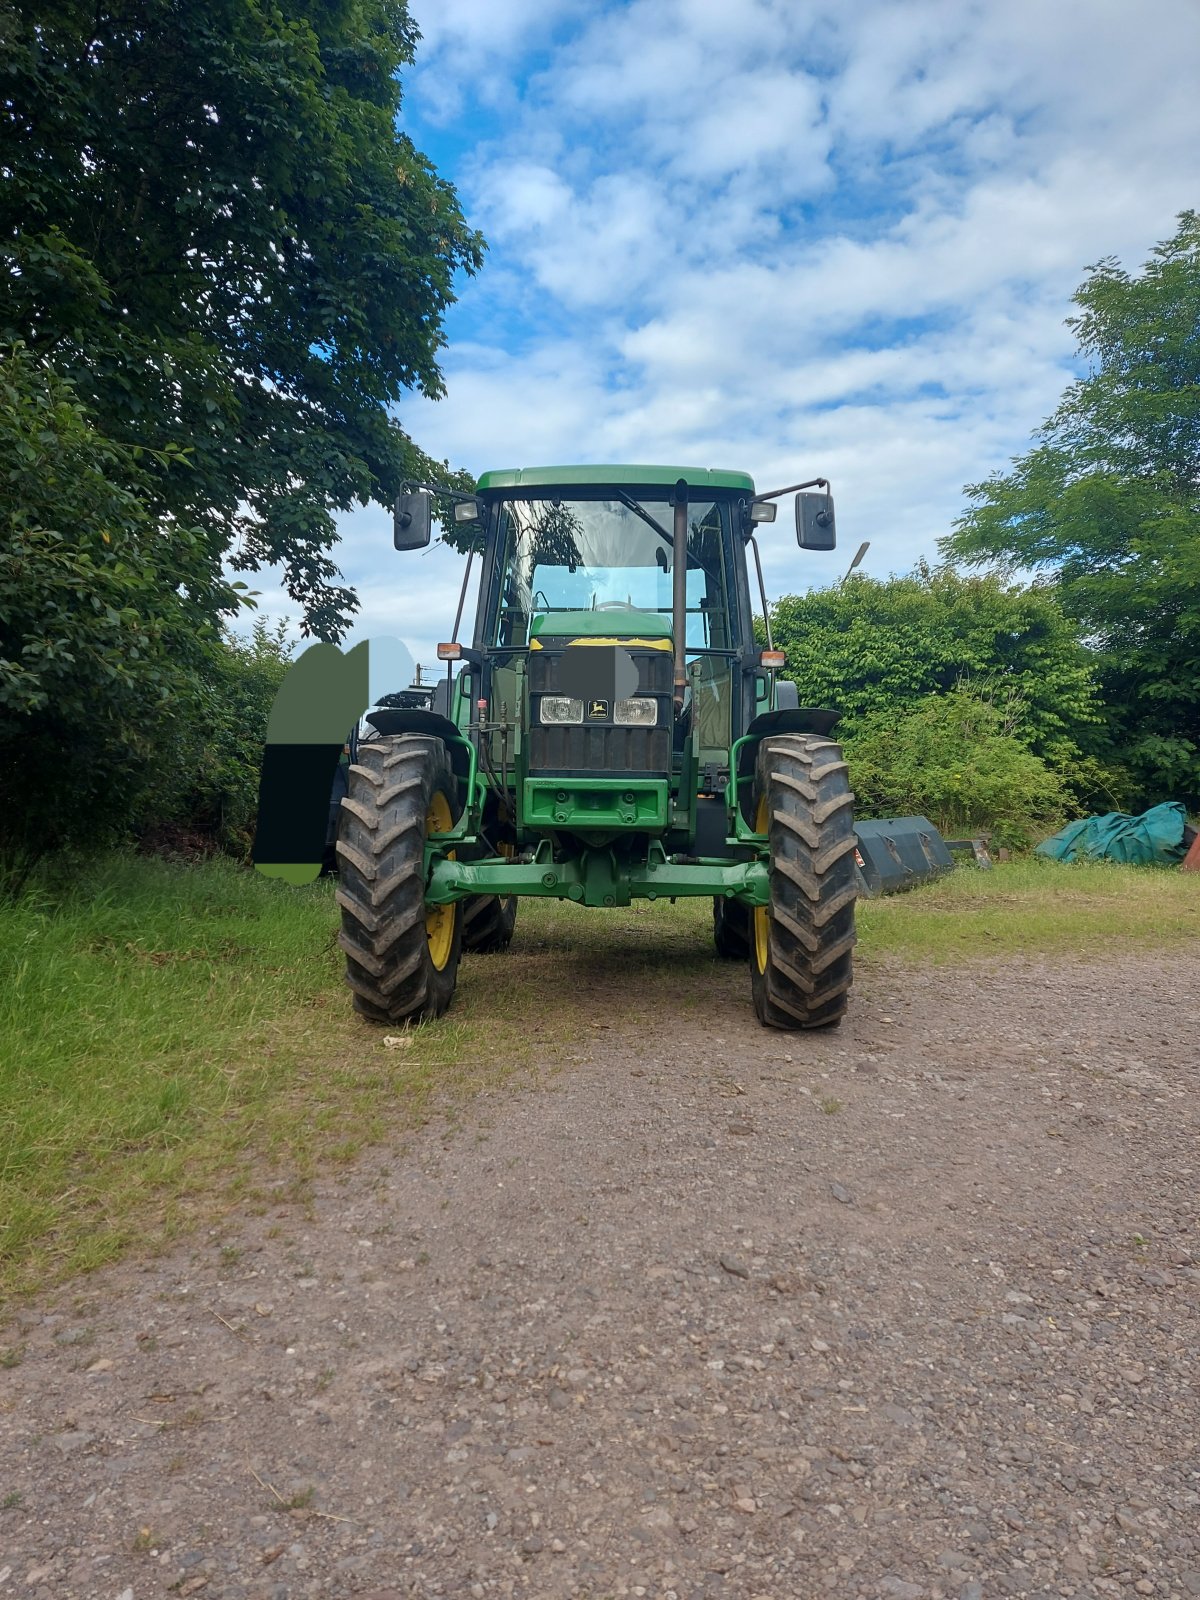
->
[{"left": 2, "top": 948, "right": 1199, "bottom": 1600}]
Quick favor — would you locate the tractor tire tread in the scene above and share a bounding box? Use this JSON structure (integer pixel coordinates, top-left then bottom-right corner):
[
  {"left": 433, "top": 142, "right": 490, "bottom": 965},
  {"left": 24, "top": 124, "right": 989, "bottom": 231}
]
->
[
  {"left": 712, "top": 896, "right": 751, "bottom": 960},
  {"left": 751, "top": 734, "right": 858, "bottom": 1031},
  {"left": 461, "top": 892, "right": 518, "bottom": 954},
  {"left": 334, "top": 839, "right": 378, "bottom": 882},
  {"left": 335, "top": 735, "right": 462, "bottom": 1024}
]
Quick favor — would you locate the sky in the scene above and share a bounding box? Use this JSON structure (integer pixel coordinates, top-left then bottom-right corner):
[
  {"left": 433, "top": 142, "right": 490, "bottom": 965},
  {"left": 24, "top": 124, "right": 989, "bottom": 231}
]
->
[{"left": 245, "top": 0, "right": 1200, "bottom": 677}]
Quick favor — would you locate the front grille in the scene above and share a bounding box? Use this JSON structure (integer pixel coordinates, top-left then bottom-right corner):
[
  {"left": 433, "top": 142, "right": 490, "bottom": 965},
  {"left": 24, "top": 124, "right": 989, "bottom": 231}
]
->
[
  {"left": 529, "top": 722, "right": 671, "bottom": 774},
  {"left": 528, "top": 646, "right": 672, "bottom": 775}
]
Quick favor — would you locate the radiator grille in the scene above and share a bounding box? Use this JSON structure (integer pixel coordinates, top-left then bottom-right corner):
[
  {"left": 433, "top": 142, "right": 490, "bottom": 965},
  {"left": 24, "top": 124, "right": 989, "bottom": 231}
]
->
[{"left": 527, "top": 647, "right": 672, "bottom": 776}]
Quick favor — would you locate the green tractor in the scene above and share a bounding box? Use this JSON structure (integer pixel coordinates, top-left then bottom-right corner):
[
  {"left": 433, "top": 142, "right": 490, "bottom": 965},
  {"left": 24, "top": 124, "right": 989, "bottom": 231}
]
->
[{"left": 335, "top": 465, "right": 857, "bottom": 1030}]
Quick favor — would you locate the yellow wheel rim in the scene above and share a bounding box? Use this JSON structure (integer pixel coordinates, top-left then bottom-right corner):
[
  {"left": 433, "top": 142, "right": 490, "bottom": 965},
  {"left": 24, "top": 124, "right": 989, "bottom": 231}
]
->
[
  {"left": 753, "top": 793, "right": 770, "bottom": 973},
  {"left": 425, "top": 791, "right": 456, "bottom": 972}
]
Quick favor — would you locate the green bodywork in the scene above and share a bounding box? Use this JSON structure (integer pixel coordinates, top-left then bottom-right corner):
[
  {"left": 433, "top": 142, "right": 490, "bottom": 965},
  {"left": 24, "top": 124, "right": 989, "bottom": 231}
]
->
[
  {"left": 425, "top": 845, "right": 769, "bottom": 910},
  {"left": 414, "top": 464, "right": 811, "bottom": 913},
  {"left": 530, "top": 608, "right": 671, "bottom": 639},
  {"left": 476, "top": 464, "right": 756, "bottom": 493}
]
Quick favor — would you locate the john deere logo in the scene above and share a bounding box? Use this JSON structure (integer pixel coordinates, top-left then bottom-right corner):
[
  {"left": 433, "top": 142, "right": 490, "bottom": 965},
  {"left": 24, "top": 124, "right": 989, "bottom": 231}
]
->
[{"left": 588, "top": 699, "right": 610, "bottom": 719}]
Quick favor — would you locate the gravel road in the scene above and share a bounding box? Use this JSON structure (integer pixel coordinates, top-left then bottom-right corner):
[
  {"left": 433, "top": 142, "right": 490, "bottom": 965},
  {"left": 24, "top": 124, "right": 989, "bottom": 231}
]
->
[{"left": 2, "top": 948, "right": 1198, "bottom": 1600}]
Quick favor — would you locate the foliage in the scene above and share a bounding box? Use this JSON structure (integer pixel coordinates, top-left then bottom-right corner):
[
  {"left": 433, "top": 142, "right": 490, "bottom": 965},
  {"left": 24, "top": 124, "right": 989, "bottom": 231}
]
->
[
  {"left": 842, "top": 686, "right": 1070, "bottom": 849},
  {"left": 135, "top": 621, "right": 295, "bottom": 856},
  {"left": 0, "top": 346, "right": 294, "bottom": 870},
  {"left": 770, "top": 563, "right": 1106, "bottom": 783},
  {"left": 0, "top": 344, "right": 239, "bottom": 879},
  {"left": 0, "top": 0, "right": 484, "bottom": 639},
  {"left": 943, "top": 212, "right": 1200, "bottom": 809}
]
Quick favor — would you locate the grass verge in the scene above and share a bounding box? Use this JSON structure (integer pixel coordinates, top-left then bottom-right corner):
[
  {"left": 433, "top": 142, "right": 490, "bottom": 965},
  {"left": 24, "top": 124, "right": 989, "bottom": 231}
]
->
[
  {"left": 1, "top": 853, "right": 1194, "bottom": 1298},
  {"left": 0, "top": 856, "right": 558, "bottom": 1298},
  {"left": 857, "top": 855, "right": 1199, "bottom": 962}
]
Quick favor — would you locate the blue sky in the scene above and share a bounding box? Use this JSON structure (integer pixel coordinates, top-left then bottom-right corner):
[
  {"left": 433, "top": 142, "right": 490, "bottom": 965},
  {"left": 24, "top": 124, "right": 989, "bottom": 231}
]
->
[{"left": 246, "top": 0, "right": 1200, "bottom": 676}]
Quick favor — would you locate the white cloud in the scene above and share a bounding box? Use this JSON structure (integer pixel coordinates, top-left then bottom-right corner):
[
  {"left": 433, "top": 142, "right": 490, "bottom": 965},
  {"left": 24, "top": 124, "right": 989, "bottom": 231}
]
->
[
  {"left": 477, "top": 166, "right": 677, "bottom": 308},
  {"left": 408, "top": 0, "right": 582, "bottom": 66},
  {"left": 259, "top": 0, "right": 1199, "bottom": 654},
  {"left": 406, "top": 0, "right": 585, "bottom": 120}
]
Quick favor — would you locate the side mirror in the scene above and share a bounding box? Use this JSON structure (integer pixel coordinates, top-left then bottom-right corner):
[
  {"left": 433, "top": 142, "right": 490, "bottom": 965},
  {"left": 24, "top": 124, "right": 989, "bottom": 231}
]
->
[
  {"left": 394, "top": 485, "right": 433, "bottom": 550},
  {"left": 796, "top": 490, "right": 836, "bottom": 551}
]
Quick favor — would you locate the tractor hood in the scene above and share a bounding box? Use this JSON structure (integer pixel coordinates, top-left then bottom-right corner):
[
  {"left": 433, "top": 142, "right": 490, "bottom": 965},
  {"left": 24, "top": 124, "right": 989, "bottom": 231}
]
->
[{"left": 529, "top": 609, "right": 672, "bottom": 644}]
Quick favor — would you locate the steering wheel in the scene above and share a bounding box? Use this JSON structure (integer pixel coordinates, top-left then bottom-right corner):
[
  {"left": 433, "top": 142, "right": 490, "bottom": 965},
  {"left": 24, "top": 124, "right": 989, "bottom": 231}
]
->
[{"left": 595, "top": 600, "right": 639, "bottom": 611}]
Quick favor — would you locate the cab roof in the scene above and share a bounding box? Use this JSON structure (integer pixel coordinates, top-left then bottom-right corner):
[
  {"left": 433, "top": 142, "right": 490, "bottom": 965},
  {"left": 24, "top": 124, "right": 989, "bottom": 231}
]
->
[{"left": 475, "top": 464, "right": 755, "bottom": 493}]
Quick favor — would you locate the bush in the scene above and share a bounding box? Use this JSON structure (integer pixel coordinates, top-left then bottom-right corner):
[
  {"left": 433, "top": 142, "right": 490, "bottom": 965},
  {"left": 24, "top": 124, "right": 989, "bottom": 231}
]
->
[
  {"left": 843, "top": 686, "right": 1071, "bottom": 849},
  {"left": 771, "top": 563, "right": 1106, "bottom": 775},
  {"left": 0, "top": 345, "right": 240, "bottom": 884},
  {"left": 133, "top": 621, "right": 294, "bottom": 857}
]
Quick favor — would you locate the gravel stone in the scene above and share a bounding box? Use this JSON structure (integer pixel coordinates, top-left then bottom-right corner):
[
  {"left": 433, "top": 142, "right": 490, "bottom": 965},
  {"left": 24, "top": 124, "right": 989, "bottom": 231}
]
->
[{"left": 1, "top": 952, "right": 1197, "bottom": 1599}]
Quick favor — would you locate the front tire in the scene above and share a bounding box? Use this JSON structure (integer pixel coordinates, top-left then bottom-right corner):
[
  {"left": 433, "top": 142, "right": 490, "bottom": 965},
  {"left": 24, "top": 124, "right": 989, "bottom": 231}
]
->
[
  {"left": 750, "top": 734, "right": 858, "bottom": 1029},
  {"left": 712, "top": 896, "right": 750, "bottom": 960},
  {"left": 461, "top": 892, "right": 518, "bottom": 953},
  {"left": 335, "top": 735, "right": 463, "bottom": 1024}
]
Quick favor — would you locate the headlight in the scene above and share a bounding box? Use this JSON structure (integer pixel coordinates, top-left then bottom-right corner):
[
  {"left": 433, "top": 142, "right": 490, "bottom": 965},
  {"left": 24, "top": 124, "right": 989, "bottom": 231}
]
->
[
  {"left": 614, "top": 697, "right": 657, "bottom": 726},
  {"left": 539, "top": 696, "right": 584, "bottom": 725}
]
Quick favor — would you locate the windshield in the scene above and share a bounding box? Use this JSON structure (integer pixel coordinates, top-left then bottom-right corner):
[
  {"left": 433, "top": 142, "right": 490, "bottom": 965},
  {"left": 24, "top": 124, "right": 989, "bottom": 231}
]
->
[{"left": 493, "top": 495, "right": 735, "bottom": 650}]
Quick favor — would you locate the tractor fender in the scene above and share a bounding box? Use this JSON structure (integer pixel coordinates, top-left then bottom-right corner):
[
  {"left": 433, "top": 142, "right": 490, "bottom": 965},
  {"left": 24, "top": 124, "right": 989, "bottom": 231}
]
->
[
  {"left": 361, "top": 707, "right": 471, "bottom": 781},
  {"left": 735, "top": 708, "right": 843, "bottom": 824},
  {"left": 744, "top": 707, "right": 841, "bottom": 741}
]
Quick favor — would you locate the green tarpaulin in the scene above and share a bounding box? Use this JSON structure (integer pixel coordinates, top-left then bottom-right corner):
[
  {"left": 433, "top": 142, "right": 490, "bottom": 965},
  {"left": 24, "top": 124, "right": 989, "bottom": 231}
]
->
[{"left": 1035, "top": 802, "right": 1189, "bottom": 866}]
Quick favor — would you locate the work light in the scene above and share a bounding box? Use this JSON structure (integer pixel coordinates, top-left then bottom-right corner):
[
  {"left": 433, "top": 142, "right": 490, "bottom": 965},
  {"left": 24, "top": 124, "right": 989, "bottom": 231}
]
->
[
  {"left": 539, "top": 696, "right": 584, "bottom": 725},
  {"left": 614, "top": 698, "right": 657, "bottom": 726}
]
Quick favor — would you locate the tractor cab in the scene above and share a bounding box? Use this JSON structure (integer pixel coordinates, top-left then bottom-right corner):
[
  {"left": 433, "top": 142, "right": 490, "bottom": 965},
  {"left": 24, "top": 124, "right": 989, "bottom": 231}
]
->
[{"left": 470, "top": 470, "right": 758, "bottom": 842}]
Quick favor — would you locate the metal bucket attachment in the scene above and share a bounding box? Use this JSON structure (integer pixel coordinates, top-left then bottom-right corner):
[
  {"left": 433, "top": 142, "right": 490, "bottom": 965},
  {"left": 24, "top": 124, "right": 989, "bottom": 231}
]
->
[{"left": 854, "top": 816, "right": 955, "bottom": 897}]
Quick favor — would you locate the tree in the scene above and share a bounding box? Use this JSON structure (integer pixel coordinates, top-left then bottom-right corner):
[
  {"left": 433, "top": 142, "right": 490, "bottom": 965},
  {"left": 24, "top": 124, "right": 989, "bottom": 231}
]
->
[
  {"left": 770, "top": 564, "right": 1107, "bottom": 785},
  {"left": 0, "top": 0, "right": 483, "bottom": 639},
  {"left": 943, "top": 212, "right": 1200, "bottom": 808},
  {"left": 0, "top": 344, "right": 232, "bottom": 877}
]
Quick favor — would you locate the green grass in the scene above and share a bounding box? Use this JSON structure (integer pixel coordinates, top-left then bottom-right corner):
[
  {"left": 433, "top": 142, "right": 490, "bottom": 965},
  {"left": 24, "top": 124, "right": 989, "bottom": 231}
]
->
[
  {"left": 1, "top": 853, "right": 1195, "bottom": 1299},
  {"left": 0, "top": 859, "right": 341, "bottom": 1292},
  {"left": 0, "top": 856, "right": 556, "bottom": 1297},
  {"left": 0, "top": 858, "right": 729, "bottom": 1298},
  {"left": 857, "top": 855, "right": 1199, "bottom": 962}
]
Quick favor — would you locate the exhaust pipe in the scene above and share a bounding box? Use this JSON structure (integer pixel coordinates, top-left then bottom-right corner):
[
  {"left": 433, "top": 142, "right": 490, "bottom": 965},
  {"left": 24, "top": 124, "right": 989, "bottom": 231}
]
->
[{"left": 672, "top": 478, "right": 688, "bottom": 712}]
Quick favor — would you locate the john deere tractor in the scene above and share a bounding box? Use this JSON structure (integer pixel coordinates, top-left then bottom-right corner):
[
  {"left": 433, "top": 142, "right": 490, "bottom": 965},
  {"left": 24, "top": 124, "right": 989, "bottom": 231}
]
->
[{"left": 335, "top": 465, "right": 857, "bottom": 1030}]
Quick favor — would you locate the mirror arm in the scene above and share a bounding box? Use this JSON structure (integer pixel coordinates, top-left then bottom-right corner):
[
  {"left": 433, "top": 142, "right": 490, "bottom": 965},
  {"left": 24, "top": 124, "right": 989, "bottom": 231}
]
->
[
  {"left": 748, "top": 534, "right": 773, "bottom": 650},
  {"left": 451, "top": 547, "right": 475, "bottom": 644},
  {"left": 404, "top": 479, "right": 480, "bottom": 505},
  {"left": 753, "top": 475, "right": 830, "bottom": 503}
]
